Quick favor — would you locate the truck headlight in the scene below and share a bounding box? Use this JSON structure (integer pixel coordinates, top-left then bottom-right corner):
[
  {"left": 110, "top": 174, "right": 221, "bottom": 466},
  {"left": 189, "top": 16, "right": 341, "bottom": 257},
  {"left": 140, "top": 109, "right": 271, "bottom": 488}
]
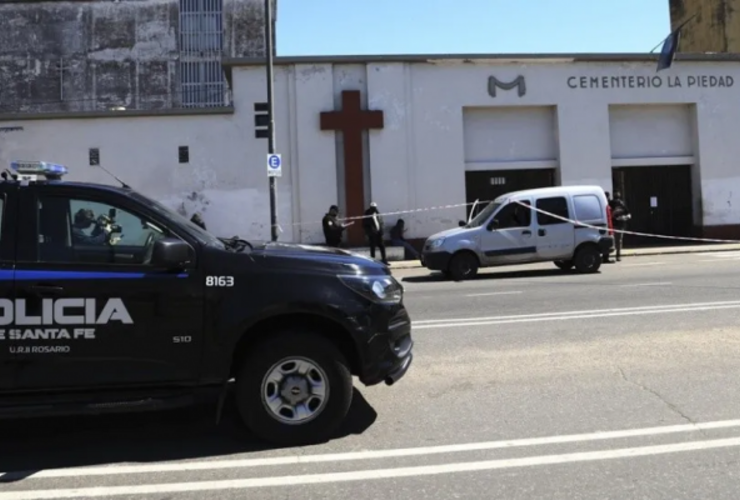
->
[
  {"left": 338, "top": 275, "right": 403, "bottom": 304},
  {"left": 429, "top": 238, "right": 445, "bottom": 249}
]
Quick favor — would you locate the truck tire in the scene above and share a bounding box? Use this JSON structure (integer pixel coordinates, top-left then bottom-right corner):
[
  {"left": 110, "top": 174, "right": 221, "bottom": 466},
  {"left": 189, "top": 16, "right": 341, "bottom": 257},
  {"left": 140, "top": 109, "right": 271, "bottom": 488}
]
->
[
  {"left": 573, "top": 245, "right": 602, "bottom": 274},
  {"left": 235, "top": 330, "right": 353, "bottom": 446},
  {"left": 448, "top": 252, "right": 479, "bottom": 281}
]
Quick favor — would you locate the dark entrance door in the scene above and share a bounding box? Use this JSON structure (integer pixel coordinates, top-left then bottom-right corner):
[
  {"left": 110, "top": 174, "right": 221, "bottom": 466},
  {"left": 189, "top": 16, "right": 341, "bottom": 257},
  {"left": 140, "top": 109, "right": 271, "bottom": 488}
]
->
[
  {"left": 612, "top": 165, "right": 694, "bottom": 247},
  {"left": 465, "top": 169, "right": 556, "bottom": 220}
]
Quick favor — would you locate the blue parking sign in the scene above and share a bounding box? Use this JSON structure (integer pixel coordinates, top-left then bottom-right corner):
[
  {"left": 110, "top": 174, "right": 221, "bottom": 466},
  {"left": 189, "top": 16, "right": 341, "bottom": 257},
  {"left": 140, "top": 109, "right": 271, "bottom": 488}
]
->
[{"left": 267, "top": 154, "right": 282, "bottom": 177}]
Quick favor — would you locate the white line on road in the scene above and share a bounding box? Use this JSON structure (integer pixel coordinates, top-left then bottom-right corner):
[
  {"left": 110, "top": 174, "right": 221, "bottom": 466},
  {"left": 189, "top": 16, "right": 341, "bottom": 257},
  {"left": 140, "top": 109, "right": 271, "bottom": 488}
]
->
[
  {"left": 7, "top": 437, "right": 740, "bottom": 499},
  {"left": 415, "top": 300, "right": 740, "bottom": 325},
  {"left": 465, "top": 291, "right": 523, "bottom": 297},
  {"left": 620, "top": 261, "right": 666, "bottom": 267},
  {"left": 8, "top": 419, "right": 740, "bottom": 480},
  {"left": 619, "top": 282, "right": 672, "bottom": 287},
  {"left": 414, "top": 300, "right": 740, "bottom": 329}
]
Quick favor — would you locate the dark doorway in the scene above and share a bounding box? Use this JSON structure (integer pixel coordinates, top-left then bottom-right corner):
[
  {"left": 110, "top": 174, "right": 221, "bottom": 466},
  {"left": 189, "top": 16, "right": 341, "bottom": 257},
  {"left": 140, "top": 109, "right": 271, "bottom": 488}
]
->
[
  {"left": 612, "top": 165, "right": 694, "bottom": 247},
  {"left": 465, "top": 169, "right": 556, "bottom": 220}
]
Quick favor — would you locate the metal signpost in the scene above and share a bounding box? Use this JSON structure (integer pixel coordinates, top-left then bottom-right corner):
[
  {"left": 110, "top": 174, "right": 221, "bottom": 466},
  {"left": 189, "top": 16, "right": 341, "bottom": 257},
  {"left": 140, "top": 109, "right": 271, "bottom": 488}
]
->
[{"left": 265, "top": 0, "right": 278, "bottom": 241}]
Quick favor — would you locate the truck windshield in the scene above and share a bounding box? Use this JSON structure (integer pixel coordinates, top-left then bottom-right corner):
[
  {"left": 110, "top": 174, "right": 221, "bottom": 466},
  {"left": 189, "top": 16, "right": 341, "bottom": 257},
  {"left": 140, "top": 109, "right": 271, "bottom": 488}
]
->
[
  {"left": 129, "top": 192, "right": 226, "bottom": 249},
  {"left": 466, "top": 201, "right": 502, "bottom": 228}
]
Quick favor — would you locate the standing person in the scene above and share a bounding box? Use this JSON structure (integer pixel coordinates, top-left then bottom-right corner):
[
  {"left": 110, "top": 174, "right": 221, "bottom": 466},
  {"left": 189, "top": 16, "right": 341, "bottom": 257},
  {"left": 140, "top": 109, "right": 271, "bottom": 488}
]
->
[
  {"left": 363, "top": 202, "right": 388, "bottom": 263},
  {"left": 322, "top": 205, "right": 352, "bottom": 247},
  {"left": 390, "top": 219, "right": 420, "bottom": 261},
  {"left": 602, "top": 192, "right": 614, "bottom": 264},
  {"left": 610, "top": 191, "right": 631, "bottom": 262}
]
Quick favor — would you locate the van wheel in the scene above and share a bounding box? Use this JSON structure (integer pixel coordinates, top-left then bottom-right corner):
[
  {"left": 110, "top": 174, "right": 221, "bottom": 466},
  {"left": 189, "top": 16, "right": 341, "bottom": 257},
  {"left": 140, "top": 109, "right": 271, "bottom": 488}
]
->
[
  {"left": 448, "top": 252, "right": 479, "bottom": 281},
  {"left": 554, "top": 260, "right": 574, "bottom": 271},
  {"left": 573, "top": 246, "right": 602, "bottom": 274},
  {"left": 234, "top": 331, "right": 353, "bottom": 446}
]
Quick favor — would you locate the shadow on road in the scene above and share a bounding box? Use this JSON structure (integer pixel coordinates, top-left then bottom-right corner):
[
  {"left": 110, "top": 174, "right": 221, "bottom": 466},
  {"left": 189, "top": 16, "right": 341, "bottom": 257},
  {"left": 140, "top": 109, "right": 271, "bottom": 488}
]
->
[
  {"left": 0, "top": 387, "right": 377, "bottom": 479},
  {"left": 402, "top": 268, "right": 578, "bottom": 283}
]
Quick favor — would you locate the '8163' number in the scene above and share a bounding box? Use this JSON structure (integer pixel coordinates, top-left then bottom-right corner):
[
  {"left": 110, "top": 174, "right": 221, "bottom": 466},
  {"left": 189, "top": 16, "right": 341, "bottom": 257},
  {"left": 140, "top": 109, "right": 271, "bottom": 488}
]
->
[{"left": 206, "top": 276, "right": 234, "bottom": 287}]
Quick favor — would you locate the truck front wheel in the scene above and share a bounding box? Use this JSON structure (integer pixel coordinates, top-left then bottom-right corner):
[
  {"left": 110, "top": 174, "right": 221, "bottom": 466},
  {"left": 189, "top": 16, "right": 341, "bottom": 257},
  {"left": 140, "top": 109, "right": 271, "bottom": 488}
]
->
[{"left": 235, "top": 330, "right": 353, "bottom": 446}]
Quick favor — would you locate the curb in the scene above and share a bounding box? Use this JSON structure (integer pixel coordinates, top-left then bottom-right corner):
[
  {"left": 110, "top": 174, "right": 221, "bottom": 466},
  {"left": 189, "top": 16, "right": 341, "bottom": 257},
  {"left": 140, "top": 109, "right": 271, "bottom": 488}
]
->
[{"left": 388, "top": 245, "right": 740, "bottom": 270}]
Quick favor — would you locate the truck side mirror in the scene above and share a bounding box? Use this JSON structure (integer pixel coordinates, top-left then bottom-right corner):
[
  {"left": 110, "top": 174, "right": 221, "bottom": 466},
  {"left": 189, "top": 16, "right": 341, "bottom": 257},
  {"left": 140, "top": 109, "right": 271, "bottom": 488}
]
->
[
  {"left": 458, "top": 220, "right": 466, "bottom": 227},
  {"left": 151, "top": 238, "right": 193, "bottom": 269},
  {"left": 487, "top": 219, "right": 499, "bottom": 231}
]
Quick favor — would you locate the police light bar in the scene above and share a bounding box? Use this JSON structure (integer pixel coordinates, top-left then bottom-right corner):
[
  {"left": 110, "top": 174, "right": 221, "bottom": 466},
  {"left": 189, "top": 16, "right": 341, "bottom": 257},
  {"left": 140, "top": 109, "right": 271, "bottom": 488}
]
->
[{"left": 10, "top": 160, "right": 68, "bottom": 179}]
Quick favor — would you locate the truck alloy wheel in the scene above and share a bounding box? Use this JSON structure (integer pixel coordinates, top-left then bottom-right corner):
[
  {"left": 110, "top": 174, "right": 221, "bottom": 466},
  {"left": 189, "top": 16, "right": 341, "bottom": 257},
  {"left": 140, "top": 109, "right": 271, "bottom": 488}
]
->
[
  {"left": 235, "top": 331, "right": 353, "bottom": 446},
  {"left": 261, "top": 357, "right": 329, "bottom": 424}
]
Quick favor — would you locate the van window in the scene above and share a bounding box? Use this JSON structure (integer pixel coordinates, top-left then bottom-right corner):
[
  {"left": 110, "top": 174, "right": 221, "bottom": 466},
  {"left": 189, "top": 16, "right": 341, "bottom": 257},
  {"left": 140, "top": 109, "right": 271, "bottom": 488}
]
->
[
  {"left": 572, "top": 194, "right": 603, "bottom": 221},
  {"left": 535, "top": 197, "right": 570, "bottom": 226},
  {"left": 494, "top": 201, "right": 531, "bottom": 229}
]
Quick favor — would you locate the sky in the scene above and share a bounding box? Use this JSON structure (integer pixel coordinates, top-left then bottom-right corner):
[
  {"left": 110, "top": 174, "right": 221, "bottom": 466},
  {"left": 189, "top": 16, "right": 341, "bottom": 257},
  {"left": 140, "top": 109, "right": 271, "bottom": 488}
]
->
[{"left": 276, "top": 0, "right": 672, "bottom": 56}]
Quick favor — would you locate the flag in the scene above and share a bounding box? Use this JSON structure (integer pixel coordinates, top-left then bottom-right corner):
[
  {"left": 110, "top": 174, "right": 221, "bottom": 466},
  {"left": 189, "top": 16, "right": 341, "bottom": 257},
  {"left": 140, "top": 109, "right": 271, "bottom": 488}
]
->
[
  {"left": 655, "top": 13, "right": 697, "bottom": 72},
  {"left": 657, "top": 29, "right": 681, "bottom": 72}
]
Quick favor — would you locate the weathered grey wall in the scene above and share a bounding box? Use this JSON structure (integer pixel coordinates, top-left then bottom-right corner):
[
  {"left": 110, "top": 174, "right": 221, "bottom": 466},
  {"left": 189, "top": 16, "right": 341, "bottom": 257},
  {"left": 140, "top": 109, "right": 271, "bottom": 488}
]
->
[
  {"left": 670, "top": 0, "right": 740, "bottom": 53},
  {"left": 0, "top": 0, "right": 272, "bottom": 113}
]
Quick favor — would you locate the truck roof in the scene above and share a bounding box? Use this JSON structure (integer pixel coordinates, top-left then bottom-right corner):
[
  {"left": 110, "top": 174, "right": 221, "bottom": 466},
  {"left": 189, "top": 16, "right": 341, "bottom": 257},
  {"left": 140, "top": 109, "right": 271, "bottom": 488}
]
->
[{"left": 497, "top": 185, "right": 605, "bottom": 200}]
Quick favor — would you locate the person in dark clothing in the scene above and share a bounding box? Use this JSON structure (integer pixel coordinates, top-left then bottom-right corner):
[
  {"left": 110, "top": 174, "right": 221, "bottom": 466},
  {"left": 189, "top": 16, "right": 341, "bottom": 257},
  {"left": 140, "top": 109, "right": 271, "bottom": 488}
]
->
[
  {"left": 362, "top": 202, "right": 388, "bottom": 263},
  {"left": 609, "top": 191, "right": 631, "bottom": 262},
  {"left": 390, "top": 219, "right": 420, "bottom": 261},
  {"left": 322, "top": 205, "right": 351, "bottom": 247},
  {"left": 602, "top": 192, "right": 614, "bottom": 264},
  {"left": 72, "top": 208, "right": 109, "bottom": 245},
  {"left": 190, "top": 213, "right": 207, "bottom": 230}
]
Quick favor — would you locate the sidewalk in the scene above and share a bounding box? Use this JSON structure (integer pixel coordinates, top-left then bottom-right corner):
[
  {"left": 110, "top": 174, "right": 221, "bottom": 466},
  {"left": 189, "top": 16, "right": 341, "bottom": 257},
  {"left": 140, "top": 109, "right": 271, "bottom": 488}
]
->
[{"left": 387, "top": 243, "right": 740, "bottom": 270}]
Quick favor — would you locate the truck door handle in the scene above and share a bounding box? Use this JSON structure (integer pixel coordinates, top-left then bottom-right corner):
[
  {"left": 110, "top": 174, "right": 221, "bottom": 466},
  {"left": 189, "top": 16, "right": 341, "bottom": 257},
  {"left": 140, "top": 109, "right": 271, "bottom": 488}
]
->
[
  {"left": 522, "top": 230, "right": 532, "bottom": 236},
  {"left": 538, "top": 229, "right": 546, "bottom": 237},
  {"left": 30, "top": 285, "right": 65, "bottom": 297}
]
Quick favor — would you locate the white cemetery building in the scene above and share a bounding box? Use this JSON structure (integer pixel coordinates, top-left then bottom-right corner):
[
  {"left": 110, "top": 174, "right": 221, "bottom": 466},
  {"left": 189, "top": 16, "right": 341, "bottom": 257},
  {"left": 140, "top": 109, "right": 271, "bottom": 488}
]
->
[{"left": 2, "top": 52, "right": 740, "bottom": 248}]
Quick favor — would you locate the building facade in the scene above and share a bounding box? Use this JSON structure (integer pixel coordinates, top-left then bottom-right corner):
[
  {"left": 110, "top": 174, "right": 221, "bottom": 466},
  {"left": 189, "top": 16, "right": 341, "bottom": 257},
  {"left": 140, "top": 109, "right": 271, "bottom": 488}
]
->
[
  {"left": 2, "top": 53, "right": 740, "bottom": 248},
  {"left": 0, "top": 0, "right": 276, "bottom": 113}
]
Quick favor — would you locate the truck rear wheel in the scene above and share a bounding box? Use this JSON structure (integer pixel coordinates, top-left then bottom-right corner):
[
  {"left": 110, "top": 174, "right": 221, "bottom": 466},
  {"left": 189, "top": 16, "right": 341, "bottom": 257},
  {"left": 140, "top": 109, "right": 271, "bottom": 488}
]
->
[
  {"left": 235, "top": 331, "right": 353, "bottom": 446},
  {"left": 573, "top": 245, "right": 602, "bottom": 273}
]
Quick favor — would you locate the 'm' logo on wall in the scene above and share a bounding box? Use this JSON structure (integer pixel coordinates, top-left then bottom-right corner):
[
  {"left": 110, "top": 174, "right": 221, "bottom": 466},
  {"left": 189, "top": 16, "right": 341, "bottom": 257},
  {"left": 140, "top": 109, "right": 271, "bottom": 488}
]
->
[{"left": 487, "top": 76, "right": 526, "bottom": 98}]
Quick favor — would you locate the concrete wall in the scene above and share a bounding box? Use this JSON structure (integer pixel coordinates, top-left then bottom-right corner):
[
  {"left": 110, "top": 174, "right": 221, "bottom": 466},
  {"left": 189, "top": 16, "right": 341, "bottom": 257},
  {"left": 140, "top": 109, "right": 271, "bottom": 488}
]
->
[
  {"left": 670, "top": 0, "right": 740, "bottom": 53},
  {"left": 0, "top": 112, "right": 293, "bottom": 241},
  {"left": 0, "top": 0, "right": 270, "bottom": 113},
  {"left": 231, "top": 58, "right": 740, "bottom": 240}
]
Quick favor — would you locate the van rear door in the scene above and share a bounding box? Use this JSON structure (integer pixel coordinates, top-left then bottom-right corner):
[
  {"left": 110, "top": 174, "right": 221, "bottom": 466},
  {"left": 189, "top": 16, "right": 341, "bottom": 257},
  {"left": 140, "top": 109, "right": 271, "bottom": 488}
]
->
[{"left": 534, "top": 195, "right": 575, "bottom": 260}]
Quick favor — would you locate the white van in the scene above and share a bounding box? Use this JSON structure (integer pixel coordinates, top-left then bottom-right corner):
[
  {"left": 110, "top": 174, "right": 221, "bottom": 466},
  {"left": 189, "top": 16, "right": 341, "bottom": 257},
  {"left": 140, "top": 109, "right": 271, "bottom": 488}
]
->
[{"left": 421, "top": 185, "right": 614, "bottom": 281}]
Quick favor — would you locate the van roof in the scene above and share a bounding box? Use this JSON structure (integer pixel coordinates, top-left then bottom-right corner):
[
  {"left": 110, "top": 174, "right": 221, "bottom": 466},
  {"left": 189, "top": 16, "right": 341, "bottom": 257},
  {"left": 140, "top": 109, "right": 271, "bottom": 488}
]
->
[{"left": 497, "top": 185, "right": 605, "bottom": 201}]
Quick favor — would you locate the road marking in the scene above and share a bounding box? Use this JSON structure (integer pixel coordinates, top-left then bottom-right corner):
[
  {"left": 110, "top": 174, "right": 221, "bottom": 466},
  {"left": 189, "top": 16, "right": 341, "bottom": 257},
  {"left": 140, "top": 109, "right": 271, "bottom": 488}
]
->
[
  {"left": 414, "top": 300, "right": 740, "bottom": 329},
  {"left": 6, "top": 437, "right": 740, "bottom": 498},
  {"left": 465, "top": 291, "right": 523, "bottom": 297},
  {"left": 621, "top": 261, "right": 666, "bottom": 267},
  {"left": 8, "top": 419, "right": 740, "bottom": 480},
  {"left": 619, "top": 282, "right": 672, "bottom": 287}
]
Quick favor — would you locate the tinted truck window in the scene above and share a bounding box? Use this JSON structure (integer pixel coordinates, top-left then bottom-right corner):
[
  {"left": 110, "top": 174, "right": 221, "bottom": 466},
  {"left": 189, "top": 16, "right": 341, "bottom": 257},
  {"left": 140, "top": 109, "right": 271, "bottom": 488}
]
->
[
  {"left": 573, "top": 194, "right": 603, "bottom": 221},
  {"left": 535, "top": 197, "right": 570, "bottom": 225}
]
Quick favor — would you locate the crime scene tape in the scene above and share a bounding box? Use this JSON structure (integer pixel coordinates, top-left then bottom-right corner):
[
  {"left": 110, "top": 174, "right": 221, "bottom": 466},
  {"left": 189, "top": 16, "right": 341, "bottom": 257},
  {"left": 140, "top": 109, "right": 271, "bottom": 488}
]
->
[
  {"left": 513, "top": 200, "right": 740, "bottom": 245},
  {"left": 271, "top": 199, "right": 493, "bottom": 232},
  {"left": 264, "top": 195, "right": 740, "bottom": 246}
]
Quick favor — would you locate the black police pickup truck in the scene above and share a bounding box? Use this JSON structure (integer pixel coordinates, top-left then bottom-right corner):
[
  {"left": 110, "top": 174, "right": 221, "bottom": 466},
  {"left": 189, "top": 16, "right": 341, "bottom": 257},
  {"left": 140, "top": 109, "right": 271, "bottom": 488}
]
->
[{"left": 0, "top": 161, "right": 413, "bottom": 445}]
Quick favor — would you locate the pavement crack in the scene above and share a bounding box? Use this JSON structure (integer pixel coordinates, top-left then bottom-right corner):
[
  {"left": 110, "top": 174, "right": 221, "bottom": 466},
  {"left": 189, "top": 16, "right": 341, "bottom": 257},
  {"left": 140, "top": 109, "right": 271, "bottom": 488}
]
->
[{"left": 616, "top": 366, "right": 705, "bottom": 436}]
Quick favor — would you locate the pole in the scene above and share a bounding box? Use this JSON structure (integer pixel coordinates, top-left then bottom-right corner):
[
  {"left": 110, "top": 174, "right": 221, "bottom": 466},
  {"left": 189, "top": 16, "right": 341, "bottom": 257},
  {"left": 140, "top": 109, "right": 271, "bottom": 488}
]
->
[{"left": 265, "top": 0, "right": 278, "bottom": 241}]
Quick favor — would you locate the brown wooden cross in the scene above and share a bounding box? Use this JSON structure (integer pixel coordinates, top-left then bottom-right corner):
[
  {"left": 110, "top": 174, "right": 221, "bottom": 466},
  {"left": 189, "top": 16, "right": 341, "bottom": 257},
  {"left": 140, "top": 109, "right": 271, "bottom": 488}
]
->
[{"left": 320, "top": 90, "right": 384, "bottom": 246}]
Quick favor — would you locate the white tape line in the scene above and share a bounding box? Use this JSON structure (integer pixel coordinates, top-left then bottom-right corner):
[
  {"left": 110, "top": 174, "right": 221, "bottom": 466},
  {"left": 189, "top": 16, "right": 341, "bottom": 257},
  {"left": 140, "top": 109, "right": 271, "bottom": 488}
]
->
[
  {"left": 274, "top": 200, "right": 489, "bottom": 229},
  {"left": 515, "top": 200, "right": 740, "bottom": 245}
]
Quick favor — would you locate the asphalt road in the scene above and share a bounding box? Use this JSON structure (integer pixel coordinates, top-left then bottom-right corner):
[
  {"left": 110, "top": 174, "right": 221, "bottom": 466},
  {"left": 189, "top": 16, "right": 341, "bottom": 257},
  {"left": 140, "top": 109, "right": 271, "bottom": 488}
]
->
[{"left": 3, "top": 251, "right": 740, "bottom": 499}]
